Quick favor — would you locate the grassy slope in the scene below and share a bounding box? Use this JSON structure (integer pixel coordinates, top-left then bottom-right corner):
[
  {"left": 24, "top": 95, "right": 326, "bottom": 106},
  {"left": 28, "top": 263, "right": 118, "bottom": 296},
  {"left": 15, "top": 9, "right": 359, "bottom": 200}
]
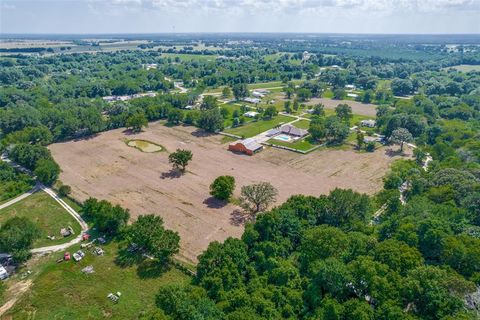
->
[
  {"left": 0, "top": 191, "right": 82, "bottom": 247},
  {"left": 7, "top": 242, "right": 189, "bottom": 319}
]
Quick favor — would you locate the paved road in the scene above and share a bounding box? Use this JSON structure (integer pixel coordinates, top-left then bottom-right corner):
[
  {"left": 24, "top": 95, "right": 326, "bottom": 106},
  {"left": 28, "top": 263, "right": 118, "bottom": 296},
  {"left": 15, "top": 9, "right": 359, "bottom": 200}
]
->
[{"left": 0, "top": 155, "right": 89, "bottom": 254}]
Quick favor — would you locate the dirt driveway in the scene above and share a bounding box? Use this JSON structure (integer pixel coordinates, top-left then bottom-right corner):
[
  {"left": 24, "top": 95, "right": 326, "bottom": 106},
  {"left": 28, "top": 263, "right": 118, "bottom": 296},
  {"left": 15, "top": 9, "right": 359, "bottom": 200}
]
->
[{"left": 49, "top": 122, "right": 403, "bottom": 263}]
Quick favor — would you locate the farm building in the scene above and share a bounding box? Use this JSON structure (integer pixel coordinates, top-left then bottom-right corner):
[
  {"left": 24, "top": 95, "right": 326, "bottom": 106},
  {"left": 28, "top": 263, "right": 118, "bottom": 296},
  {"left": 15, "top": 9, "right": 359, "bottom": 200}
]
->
[
  {"left": 345, "top": 84, "right": 356, "bottom": 90},
  {"left": 228, "top": 138, "right": 263, "bottom": 155},
  {"left": 360, "top": 119, "right": 376, "bottom": 128},
  {"left": 252, "top": 91, "right": 265, "bottom": 98}
]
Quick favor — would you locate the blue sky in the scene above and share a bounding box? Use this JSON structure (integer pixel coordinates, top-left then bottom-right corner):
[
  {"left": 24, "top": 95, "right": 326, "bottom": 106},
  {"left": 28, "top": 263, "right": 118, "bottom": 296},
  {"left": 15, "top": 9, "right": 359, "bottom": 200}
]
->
[{"left": 1, "top": 0, "right": 479, "bottom": 34}]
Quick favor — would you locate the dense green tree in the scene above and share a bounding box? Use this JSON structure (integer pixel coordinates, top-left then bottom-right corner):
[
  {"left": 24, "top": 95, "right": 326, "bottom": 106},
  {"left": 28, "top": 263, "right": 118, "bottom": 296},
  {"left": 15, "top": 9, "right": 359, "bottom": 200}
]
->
[
  {"left": 263, "top": 106, "right": 278, "bottom": 119},
  {"left": 325, "top": 116, "right": 350, "bottom": 144},
  {"left": 167, "top": 108, "right": 183, "bottom": 125},
  {"left": 82, "top": 198, "right": 130, "bottom": 235},
  {"left": 168, "top": 149, "right": 193, "bottom": 172},
  {"left": 240, "top": 182, "right": 278, "bottom": 215},
  {"left": 0, "top": 217, "right": 41, "bottom": 262},
  {"left": 201, "top": 96, "right": 218, "bottom": 110},
  {"left": 126, "top": 112, "right": 148, "bottom": 132},
  {"left": 335, "top": 104, "right": 352, "bottom": 124},
  {"left": 210, "top": 175, "right": 235, "bottom": 201},
  {"left": 232, "top": 83, "right": 248, "bottom": 101},
  {"left": 198, "top": 108, "right": 224, "bottom": 132},
  {"left": 156, "top": 284, "right": 224, "bottom": 320},
  {"left": 126, "top": 214, "right": 180, "bottom": 263},
  {"left": 390, "top": 128, "right": 412, "bottom": 152},
  {"left": 34, "top": 158, "right": 60, "bottom": 186}
]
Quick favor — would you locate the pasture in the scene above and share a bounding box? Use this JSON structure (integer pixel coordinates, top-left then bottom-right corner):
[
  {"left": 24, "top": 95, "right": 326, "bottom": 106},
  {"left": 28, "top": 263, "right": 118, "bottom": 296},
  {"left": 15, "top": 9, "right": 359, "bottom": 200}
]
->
[
  {"left": 0, "top": 191, "right": 82, "bottom": 248},
  {"left": 5, "top": 242, "right": 189, "bottom": 319},
  {"left": 443, "top": 64, "right": 480, "bottom": 72},
  {"left": 49, "top": 122, "right": 404, "bottom": 263}
]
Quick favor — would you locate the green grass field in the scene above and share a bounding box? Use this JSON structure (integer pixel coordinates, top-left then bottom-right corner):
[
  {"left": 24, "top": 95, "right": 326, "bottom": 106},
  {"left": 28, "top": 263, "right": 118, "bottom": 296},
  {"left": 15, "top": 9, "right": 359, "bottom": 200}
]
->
[
  {"left": 0, "top": 191, "right": 82, "bottom": 247},
  {"left": 6, "top": 242, "right": 190, "bottom": 319},
  {"left": 160, "top": 53, "right": 217, "bottom": 61},
  {"left": 267, "top": 136, "right": 317, "bottom": 152},
  {"left": 225, "top": 114, "right": 295, "bottom": 138},
  {"left": 443, "top": 64, "right": 480, "bottom": 72},
  {"left": 292, "top": 119, "right": 311, "bottom": 129}
]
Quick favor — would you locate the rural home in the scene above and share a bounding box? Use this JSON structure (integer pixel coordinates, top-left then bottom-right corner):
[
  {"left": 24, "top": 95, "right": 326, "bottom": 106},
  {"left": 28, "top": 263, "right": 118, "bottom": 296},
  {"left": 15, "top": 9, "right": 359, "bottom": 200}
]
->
[
  {"left": 360, "top": 119, "right": 376, "bottom": 128},
  {"left": 244, "top": 97, "right": 261, "bottom": 104},
  {"left": 252, "top": 91, "right": 264, "bottom": 98},
  {"left": 244, "top": 111, "right": 260, "bottom": 118},
  {"left": 345, "top": 84, "right": 356, "bottom": 90},
  {"left": 279, "top": 124, "right": 309, "bottom": 137},
  {"left": 228, "top": 138, "right": 263, "bottom": 155}
]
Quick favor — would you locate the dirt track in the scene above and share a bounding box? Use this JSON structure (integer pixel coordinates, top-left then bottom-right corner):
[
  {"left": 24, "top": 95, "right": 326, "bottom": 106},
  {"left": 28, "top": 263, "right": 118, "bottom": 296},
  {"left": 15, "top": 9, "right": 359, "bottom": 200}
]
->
[{"left": 49, "top": 122, "right": 403, "bottom": 263}]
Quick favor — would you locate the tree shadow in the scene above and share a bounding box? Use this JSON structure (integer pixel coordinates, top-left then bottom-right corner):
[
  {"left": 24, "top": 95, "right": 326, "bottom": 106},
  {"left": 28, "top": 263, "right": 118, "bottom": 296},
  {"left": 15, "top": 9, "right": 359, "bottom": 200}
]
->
[
  {"left": 384, "top": 148, "right": 404, "bottom": 157},
  {"left": 73, "top": 133, "right": 99, "bottom": 142},
  {"left": 136, "top": 259, "right": 170, "bottom": 279},
  {"left": 190, "top": 129, "right": 216, "bottom": 138},
  {"left": 160, "top": 169, "right": 182, "bottom": 179},
  {"left": 114, "top": 247, "right": 144, "bottom": 268},
  {"left": 203, "top": 197, "right": 228, "bottom": 209},
  {"left": 230, "top": 209, "right": 253, "bottom": 226},
  {"left": 122, "top": 128, "right": 142, "bottom": 136}
]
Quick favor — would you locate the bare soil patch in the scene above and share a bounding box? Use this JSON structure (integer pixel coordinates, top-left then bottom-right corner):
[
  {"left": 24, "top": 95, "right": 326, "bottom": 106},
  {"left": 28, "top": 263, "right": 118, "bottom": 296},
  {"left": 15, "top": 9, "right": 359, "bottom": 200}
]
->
[
  {"left": 278, "top": 95, "right": 379, "bottom": 117},
  {"left": 49, "top": 122, "right": 404, "bottom": 263}
]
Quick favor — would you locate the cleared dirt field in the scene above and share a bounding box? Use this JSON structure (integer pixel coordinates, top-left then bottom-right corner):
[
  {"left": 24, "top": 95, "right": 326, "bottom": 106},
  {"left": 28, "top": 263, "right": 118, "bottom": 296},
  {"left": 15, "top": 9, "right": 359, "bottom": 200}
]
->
[
  {"left": 278, "top": 96, "right": 379, "bottom": 117},
  {"left": 49, "top": 122, "right": 405, "bottom": 263}
]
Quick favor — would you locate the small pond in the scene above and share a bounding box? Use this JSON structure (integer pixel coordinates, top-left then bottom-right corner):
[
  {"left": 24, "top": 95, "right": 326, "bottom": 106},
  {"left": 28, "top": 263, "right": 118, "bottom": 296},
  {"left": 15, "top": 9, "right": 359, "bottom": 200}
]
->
[{"left": 127, "top": 139, "right": 164, "bottom": 153}]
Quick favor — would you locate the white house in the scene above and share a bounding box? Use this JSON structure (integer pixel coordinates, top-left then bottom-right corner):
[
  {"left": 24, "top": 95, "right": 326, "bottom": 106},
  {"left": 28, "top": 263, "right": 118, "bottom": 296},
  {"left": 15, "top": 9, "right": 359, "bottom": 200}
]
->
[
  {"left": 244, "top": 111, "right": 260, "bottom": 118},
  {"left": 345, "top": 84, "right": 356, "bottom": 90},
  {"left": 360, "top": 119, "right": 376, "bottom": 128},
  {"left": 252, "top": 91, "right": 265, "bottom": 98},
  {"left": 244, "top": 97, "right": 261, "bottom": 104}
]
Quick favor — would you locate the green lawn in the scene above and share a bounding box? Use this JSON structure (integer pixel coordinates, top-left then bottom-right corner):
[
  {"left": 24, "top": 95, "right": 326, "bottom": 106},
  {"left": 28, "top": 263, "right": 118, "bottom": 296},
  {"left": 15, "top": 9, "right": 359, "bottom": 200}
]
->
[
  {"left": 160, "top": 53, "right": 217, "bottom": 61},
  {"left": 6, "top": 242, "right": 190, "bottom": 319},
  {"left": 0, "top": 191, "right": 82, "bottom": 247},
  {"left": 247, "top": 81, "right": 284, "bottom": 89},
  {"left": 293, "top": 119, "right": 311, "bottom": 129},
  {"left": 225, "top": 115, "right": 295, "bottom": 138},
  {"left": 267, "top": 136, "right": 317, "bottom": 152}
]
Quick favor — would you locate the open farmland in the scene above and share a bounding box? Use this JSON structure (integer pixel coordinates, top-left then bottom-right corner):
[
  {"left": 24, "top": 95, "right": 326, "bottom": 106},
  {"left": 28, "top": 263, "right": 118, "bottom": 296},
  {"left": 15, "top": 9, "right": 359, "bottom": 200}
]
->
[
  {"left": 49, "top": 122, "right": 407, "bottom": 263},
  {"left": 277, "top": 96, "right": 380, "bottom": 117}
]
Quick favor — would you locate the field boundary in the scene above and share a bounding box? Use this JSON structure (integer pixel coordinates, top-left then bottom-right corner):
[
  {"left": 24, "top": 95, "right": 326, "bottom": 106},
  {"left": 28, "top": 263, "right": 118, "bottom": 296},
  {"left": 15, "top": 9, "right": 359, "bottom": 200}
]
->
[
  {"left": 262, "top": 142, "right": 325, "bottom": 154},
  {"left": 218, "top": 132, "right": 242, "bottom": 139}
]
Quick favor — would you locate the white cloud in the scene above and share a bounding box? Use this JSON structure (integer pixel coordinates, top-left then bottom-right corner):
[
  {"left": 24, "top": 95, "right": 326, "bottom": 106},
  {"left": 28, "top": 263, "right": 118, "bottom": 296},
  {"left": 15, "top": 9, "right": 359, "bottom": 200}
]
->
[{"left": 94, "top": 0, "right": 480, "bottom": 14}]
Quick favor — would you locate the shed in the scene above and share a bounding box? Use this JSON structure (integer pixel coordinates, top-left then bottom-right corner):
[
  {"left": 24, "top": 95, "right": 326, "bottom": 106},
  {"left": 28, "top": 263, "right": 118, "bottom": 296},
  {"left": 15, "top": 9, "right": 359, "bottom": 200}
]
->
[{"left": 229, "top": 138, "right": 263, "bottom": 155}]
